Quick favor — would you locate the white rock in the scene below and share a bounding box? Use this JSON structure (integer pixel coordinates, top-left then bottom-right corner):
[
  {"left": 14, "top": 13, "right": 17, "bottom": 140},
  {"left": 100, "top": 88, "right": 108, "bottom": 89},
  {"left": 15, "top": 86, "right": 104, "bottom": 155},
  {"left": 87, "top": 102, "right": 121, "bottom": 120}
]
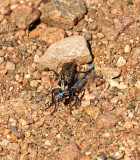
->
[
  {"left": 135, "top": 80, "right": 140, "bottom": 89},
  {"left": 116, "top": 56, "right": 126, "bottom": 67},
  {"left": 124, "top": 45, "right": 131, "bottom": 53},
  {"left": 5, "top": 61, "right": 15, "bottom": 70},
  {"left": 38, "top": 36, "right": 92, "bottom": 72}
]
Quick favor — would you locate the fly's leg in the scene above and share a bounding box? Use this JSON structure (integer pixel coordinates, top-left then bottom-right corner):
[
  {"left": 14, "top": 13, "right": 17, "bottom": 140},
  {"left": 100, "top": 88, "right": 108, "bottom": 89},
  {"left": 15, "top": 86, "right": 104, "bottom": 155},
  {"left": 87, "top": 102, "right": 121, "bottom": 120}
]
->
[
  {"left": 46, "top": 88, "right": 62, "bottom": 110},
  {"left": 68, "top": 93, "right": 73, "bottom": 114},
  {"left": 51, "top": 96, "right": 59, "bottom": 115}
]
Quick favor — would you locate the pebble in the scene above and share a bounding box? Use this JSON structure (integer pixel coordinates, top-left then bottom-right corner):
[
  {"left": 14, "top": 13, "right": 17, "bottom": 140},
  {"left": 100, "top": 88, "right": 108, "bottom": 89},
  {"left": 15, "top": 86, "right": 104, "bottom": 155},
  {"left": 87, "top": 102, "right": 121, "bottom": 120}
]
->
[
  {"left": 25, "top": 131, "right": 31, "bottom": 138},
  {"left": 0, "top": 139, "right": 9, "bottom": 146},
  {"left": 97, "top": 33, "right": 104, "bottom": 39},
  {"left": 0, "top": 50, "right": 4, "bottom": 56},
  {"left": 84, "top": 106, "right": 102, "bottom": 120},
  {"left": 116, "top": 56, "right": 126, "bottom": 67},
  {"left": 124, "top": 121, "right": 133, "bottom": 129},
  {"left": 124, "top": 45, "right": 131, "bottom": 53},
  {"left": 13, "top": 5, "right": 41, "bottom": 29},
  {"left": 5, "top": 61, "right": 15, "bottom": 70},
  {"left": 101, "top": 67, "right": 121, "bottom": 80},
  {"left": 60, "top": 143, "right": 82, "bottom": 160},
  {"left": 114, "top": 150, "right": 124, "bottom": 159},
  {"left": 7, "top": 143, "right": 19, "bottom": 150},
  {"left": 110, "top": 96, "right": 119, "bottom": 104},
  {"left": 0, "top": 69, "right": 7, "bottom": 75},
  {"left": 102, "top": 27, "right": 118, "bottom": 41},
  {"left": 44, "top": 140, "right": 52, "bottom": 146},
  {"left": 39, "top": 27, "right": 66, "bottom": 44},
  {"left": 35, "top": 118, "right": 45, "bottom": 128},
  {"left": 84, "top": 33, "right": 92, "bottom": 41},
  {"left": 19, "top": 119, "right": 28, "bottom": 126},
  {"left": 0, "top": 57, "right": 4, "bottom": 63},
  {"left": 135, "top": 80, "right": 140, "bottom": 89},
  {"left": 10, "top": 126, "right": 18, "bottom": 132},
  {"left": 96, "top": 113, "right": 120, "bottom": 128},
  {"left": 30, "top": 80, "right": 39, "bottom": 87}
]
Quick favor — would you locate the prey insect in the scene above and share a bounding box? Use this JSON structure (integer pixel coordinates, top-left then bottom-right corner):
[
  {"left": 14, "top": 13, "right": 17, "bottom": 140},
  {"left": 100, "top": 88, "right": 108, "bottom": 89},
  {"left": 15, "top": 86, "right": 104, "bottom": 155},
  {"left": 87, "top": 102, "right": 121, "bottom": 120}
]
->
[{"left": 46, "top": 63, "right": 94, "bottom": 115}]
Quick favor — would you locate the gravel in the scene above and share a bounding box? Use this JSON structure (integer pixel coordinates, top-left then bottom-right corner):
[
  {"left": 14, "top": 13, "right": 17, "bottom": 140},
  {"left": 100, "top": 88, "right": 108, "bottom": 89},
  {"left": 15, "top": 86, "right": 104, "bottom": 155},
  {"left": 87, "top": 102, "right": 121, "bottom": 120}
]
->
[{"left": 0, "top": 0, "right": 139, "bottom": 159}]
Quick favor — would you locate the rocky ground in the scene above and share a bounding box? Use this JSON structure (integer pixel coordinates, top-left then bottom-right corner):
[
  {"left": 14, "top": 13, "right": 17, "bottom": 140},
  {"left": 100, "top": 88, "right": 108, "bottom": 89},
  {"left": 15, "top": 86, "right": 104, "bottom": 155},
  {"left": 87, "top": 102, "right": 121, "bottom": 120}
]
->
[{"left": 0, "top": 0, "right": 140, "bottom": 160}]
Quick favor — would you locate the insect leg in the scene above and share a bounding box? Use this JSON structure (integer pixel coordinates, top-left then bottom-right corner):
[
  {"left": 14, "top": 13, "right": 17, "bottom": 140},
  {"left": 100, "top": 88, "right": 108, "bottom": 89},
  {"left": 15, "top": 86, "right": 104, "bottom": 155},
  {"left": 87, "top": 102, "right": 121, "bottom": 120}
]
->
[{"left": 46, "top": 88, "right": 62, "bottom": 110}]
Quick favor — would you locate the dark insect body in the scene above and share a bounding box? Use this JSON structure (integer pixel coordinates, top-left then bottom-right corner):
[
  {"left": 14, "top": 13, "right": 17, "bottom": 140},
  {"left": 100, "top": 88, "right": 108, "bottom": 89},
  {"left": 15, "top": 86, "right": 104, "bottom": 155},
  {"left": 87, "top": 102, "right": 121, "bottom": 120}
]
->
[
  {"left": 46, "top": 62, "right": 94, "bottom": 115},
  {"left": 58, "top": 62, "right": 77, "bottom": 91}
]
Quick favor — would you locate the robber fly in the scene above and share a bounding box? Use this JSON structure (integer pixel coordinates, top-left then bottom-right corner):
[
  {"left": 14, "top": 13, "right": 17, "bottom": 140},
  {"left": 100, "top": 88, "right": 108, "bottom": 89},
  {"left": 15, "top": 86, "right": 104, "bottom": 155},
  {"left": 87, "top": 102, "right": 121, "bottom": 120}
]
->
[
  {"left": 58, "top": 62, "right": 77, "bottom": 91},
  {"left": 46, "top": 62, "right": 94, "bottom": 114}
]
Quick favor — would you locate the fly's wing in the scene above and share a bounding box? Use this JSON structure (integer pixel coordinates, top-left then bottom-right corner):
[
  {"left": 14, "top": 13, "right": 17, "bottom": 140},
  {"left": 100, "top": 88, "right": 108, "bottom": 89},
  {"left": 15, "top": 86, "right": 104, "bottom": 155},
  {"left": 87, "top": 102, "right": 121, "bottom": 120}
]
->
[{"left": 58, "top": 62, "right": 76, "bottom": 90}]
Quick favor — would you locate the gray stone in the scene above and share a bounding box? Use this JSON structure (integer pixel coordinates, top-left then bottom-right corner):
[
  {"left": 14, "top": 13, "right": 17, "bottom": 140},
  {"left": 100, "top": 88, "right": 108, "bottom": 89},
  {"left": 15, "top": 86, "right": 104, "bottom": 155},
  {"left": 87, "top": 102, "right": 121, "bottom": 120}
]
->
[
  {"left": 40, "top": 0, "right": 87, "bottom": 30},
  {"left": 38, "top": 36, "right": 92, "bottom": 72}
]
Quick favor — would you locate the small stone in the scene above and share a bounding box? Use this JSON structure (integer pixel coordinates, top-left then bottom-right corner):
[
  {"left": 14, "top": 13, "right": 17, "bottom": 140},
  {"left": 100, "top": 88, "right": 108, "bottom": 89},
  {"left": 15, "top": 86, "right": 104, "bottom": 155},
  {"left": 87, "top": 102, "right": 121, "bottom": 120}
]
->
[
  {"left": 35, "top": 118, "right": 45, "bottom": 128},
  {"left": 84, "top": 106, "right": 102, "bottom": 120},
  {"left": 44, "top": 140, "right": 52, "bottom": 146},
  {"left": 29, "top": 150, "right": 37, "bottom": 158},
  {"left": 135, "top": 80, "right": 140, "bottom": 89},
  {"left": 14, "top": 131, "right": 24, "bottom": 139},
  {"left": 25, "top": 131, "right": 31, "bottom": 138},
  {"left": 128, "top": 104, "right": 136, "bottom": 110},
  {"left": 20, "top": 154, "right": 28, "bottom": 160},
  {"left": 0, "top": 57, "right": 4, "bottom": 63},
  {"left": 39, "top": 27, "right": 66, "bottom": 44},
  {"left": 34, "top": 92, "right": 42, "bottom": 102},
  {"left": 0, "top": 50, "right": 4, "bottom": 56},
  {"left": 102, "top": 132, "right": 111, "bottom": 138},
  {"left": 102, "top": 27, "right": 118, "bottom": 41},
  {"left": 110, "top": 96, "right": 119, "bottom": 104},
  {"left": 132, "top": 48, "right": 140, "bottom": 63},
  {"left": 10, "top": 126, "right": 18, "bottom": 132},
  {"left": 0, "top": 139, "right": 9, "bottom": 146},
  {"left": 97, "top": 33, "right": 104, "bottom": 39},
  {"left": 116, "top": 56, "right": 126, "bottom": 67},
  {"left": 101, "top": 67, "right": 121, "bottom": 80},
  {"left": 114, "top": 19, "right": 124, "bottom": 33},
  {"left": 30, "top": 80, "right": 39, "bottom": 87},
  {"left": 124, "top": 121, "right": 133, "bottom": 129},
  {"left": 11, "top": 134, "right": 18, "bottom": 142},
  {"left": 97, "top": 155, "right": 107, "bottom": 160},
  {"left": 0, "top": 69, "right": 7, "bottom": 75},
  {"left": 114, "top": 150, "right": 124, "bottom": 159},
  {"left": 19, "top": 119, "right": 28, "bottom": 126},
  {"left": 84, "top": 33, "right": 92, "bottom": 41},
  {"left": 32, "top": 71, "right": 41, "bottom": 79},
  {"left": 5, "top": 61, "right": 15, "bottom": 70},
  {"left": 60, "top": 143, "right": 82, "bottom": 160},
  {"left": 96, "top": 113, "right": 120, "bottom": 128},
  {"left": 88, "top": 23, "right": 97, "bottom": 31},
  {"left": 124, "top": 45, "right": 131, "bottom": 53},
  {"left": 7, "top": 143, "right": 19, "bottom": 150},
  {"left": 13, "top": 5, "right": 41, "bottom": 29}
]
